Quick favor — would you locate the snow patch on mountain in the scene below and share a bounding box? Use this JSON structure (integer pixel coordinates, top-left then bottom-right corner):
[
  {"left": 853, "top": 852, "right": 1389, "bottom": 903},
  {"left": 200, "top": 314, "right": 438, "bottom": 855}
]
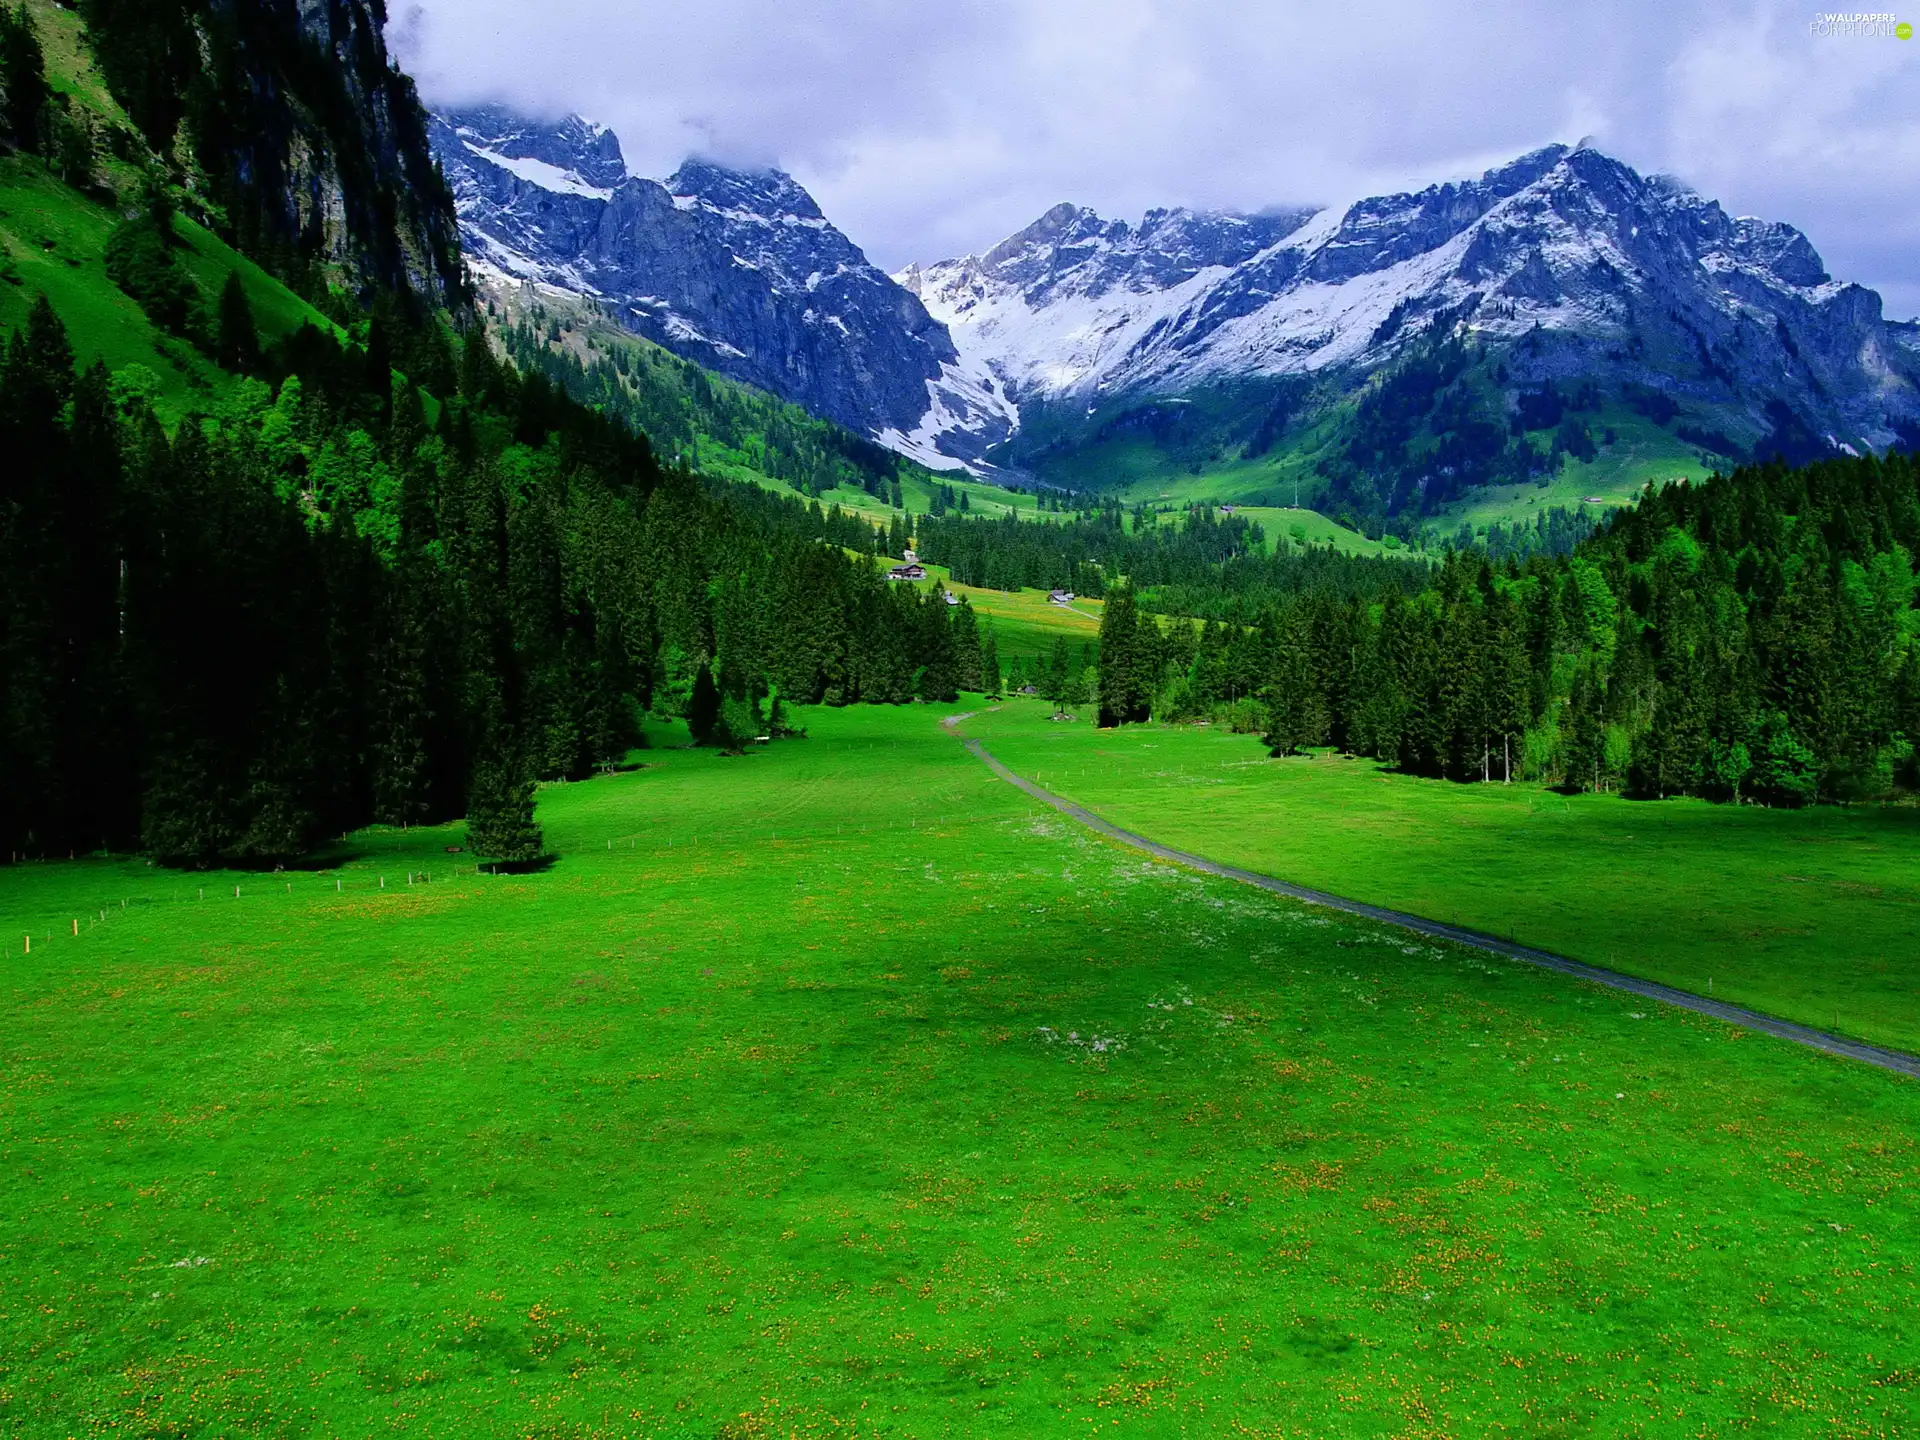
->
[
  {"left": 432, "top": 107, "right": 962, "bottom": 446},
  {"left": 461, "top": 144, "right": 615, "bottom": 201},
  {"left": 900, "top": 144, "right": 1917, "bottom": 454}
]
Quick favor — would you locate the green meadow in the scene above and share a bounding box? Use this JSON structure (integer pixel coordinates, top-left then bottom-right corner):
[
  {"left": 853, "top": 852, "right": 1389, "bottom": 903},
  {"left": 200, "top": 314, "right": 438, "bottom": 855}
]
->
[
  {"left": 964, "top": 702, "right": 1920, "bottom": 1055},
  {"left": 2, "top": 704, "right": 1917, "bottom": 1436}
]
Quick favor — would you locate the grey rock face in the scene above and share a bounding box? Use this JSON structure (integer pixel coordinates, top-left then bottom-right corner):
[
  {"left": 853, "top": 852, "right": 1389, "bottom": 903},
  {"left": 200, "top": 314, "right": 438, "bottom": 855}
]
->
[
  {"left": 431, "top": 107, "right": 955, "bottom": 443},
  {"left": 910, "top": 144, "right": 1920, "bottom": 455},
  {"left": 431, "top": 104, "right": 1918, "bottom": 467}
]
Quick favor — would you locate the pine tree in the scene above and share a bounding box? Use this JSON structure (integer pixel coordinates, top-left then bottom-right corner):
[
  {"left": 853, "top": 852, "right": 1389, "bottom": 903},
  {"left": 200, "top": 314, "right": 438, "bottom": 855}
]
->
[
  {"left": 1097, "top": 585, "right": 1150, "bottom": 726},
  {"left": 215, "top": 272, "right": 260, "bottom": 373},
  {"left": 1263, "top": 607, "right": 1324, "bottom": 756},
  {"left": 950, "top": 595, "right": 983, "bottom": 692},
  {"left": 1486, "top": 586, "right": 1532, "bottom": 781},
  {"left": 917, "top": 587, "right": 959, "bottom": 702},
  {"left": 687, "top": 662, "right": 721, "bottom": 744},
  {"left": 979, "top": 624, "right": 1001, "bottom": 698},
  {"left": 466, "top": 742, "right": 543, "bottom": 863},
  {"left": 1044, "top": 635, "right": 1074, "bottom": 712},
  {"left": 0, "top": 4, "right": 49, "bottom": 154}
]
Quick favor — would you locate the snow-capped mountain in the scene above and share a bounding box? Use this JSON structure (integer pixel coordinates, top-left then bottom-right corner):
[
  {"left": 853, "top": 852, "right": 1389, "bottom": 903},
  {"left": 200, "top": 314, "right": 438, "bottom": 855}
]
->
[
  {"left": 431, "top": 109, "right": 1917, "bottom": 479},
  {"left": 429, "top": 105, "right": 1006, "bottom": 462},
  {"left": 901, "top": 144, "right": 1918, "bottom": 460}
]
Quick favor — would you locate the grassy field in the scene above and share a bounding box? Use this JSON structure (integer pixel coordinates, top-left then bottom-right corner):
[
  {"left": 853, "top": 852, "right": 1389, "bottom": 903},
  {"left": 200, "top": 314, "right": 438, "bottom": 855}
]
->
[
  {"left": 2, "top": 702, "right": 1917, "bottom": 1435},
  {"left": 906, "top": 568, "right": 1103, "bottom": 664},
  {"left": 963, "top": 702, "right": 1920, "bottom": 1055},
  {"left": 1157, "top": 505, "right": 1414, "bottom": 561}
]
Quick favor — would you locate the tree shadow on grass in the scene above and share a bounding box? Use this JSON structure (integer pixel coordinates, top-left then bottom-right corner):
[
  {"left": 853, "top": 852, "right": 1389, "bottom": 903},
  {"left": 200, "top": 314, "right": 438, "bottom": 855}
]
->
[{"left": 475, "top": 854, "right": 559, "bottom": 876}]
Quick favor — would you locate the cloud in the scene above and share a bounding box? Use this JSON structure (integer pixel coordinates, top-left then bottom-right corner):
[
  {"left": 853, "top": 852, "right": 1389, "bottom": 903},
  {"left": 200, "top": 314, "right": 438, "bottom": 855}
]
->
[{"left": 399, "top": 0, "right": 1920, "bottom": 314}]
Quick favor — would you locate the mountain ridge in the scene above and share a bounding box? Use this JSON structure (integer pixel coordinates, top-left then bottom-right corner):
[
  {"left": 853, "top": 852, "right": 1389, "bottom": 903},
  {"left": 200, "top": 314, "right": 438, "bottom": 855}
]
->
[
  {"left": 430, "top": 105, "right": 1010, "bottom": 464},
  {"left": 427, "top": 105, "right": 1920, "bottom": 514},
  {"left": 906, "top": 143, "right": 1915, "bottom": 458}
]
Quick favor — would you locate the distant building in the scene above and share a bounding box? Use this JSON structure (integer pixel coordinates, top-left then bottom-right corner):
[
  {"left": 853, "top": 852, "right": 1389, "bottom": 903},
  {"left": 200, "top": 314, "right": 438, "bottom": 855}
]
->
[
  {"left": 1219, "top": 504, "right": 1236, "bottom": 514},
  {"left": 1047, "top": 589, "right": 1075, "bottom": 605},
  {"left": 888, "top": 562, "right": 927, "bottom": 581},
  {"left": 943, "top": 591, "right": 961, "bottom": 606},
  {"left": 902, "top": 548, "right": 919, "bottom": 564}
]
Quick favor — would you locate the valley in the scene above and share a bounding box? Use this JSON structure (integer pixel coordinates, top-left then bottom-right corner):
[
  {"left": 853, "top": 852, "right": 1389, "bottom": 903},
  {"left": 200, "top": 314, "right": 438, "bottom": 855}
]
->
[{"left": 1, "top": 0, "right": 1917, "bottom": 1432}]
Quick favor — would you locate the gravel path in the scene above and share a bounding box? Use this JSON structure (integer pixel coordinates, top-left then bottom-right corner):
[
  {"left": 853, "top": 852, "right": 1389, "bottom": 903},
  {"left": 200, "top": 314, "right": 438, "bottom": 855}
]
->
[{"left": 952, "top": 720, "right": 1920, "bottom": 1079}]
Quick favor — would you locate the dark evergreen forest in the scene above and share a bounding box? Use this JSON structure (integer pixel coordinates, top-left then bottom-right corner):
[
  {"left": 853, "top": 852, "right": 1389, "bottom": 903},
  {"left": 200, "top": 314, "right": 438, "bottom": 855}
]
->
[
  {"left": 1093, "top": 454, "right": 1920, "bottom": 804},
  {"left": 0, "top": 291, "right": 1001, "bottom": 864}
]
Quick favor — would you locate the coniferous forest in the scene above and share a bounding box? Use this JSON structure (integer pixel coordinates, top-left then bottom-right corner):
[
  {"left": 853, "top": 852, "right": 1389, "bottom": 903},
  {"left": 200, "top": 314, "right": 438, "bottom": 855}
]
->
[
  {"left": 0, "top": 290, "right": 1003, "bottom": 864},
  {"left": 1093, "top": 453, "right": 1920, "bottom": 805}
]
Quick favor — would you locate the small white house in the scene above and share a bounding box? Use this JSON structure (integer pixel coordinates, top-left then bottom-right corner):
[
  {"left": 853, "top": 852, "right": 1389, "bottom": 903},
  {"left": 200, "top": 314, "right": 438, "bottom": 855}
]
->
[{"left": 1047, "top": 589, "right": 1075, "bottom": 606}]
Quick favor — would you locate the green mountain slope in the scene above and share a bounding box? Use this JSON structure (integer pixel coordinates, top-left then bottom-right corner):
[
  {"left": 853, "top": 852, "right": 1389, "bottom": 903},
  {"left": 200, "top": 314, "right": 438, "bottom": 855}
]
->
[
  {"left": 479, "top": 272, "right": 1051, "bottom": 526},
  {"left": 1002, "top": 333, "right": 1721, "bottom": 545},
  {"left": 0, "top": 1, "right": 341, "bottom": 419}
]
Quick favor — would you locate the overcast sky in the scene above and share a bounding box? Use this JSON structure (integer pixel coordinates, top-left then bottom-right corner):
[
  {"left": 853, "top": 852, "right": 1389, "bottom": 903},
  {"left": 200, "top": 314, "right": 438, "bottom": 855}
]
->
[{"left": 395, "top": 1, "right": 1920, "bottom": 317}]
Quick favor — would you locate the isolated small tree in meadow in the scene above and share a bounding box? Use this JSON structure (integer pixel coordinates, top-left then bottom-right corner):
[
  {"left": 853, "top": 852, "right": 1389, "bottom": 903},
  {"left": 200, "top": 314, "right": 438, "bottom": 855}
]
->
[
  {"left": 1045, "top": 635, "right": 1075, "bottom": 712},
  {"left": 687, "top": 662, "right": 721, "bottom": 744},
  {"left": 467, "top": 748, "right": 543, "bottom": 864}
]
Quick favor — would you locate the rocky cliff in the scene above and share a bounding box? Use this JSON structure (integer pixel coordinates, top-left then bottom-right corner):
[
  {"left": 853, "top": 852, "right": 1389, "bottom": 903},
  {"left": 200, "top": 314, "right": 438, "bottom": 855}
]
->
[
  {"left": 431, "top": 105, "right": 998, "bottom": 458},
  {"left": 905, "top": 145, "right": 1920, "bottom": 463},
  {"left": 79, "top": 0, "right": 464, "bottom": 307}
]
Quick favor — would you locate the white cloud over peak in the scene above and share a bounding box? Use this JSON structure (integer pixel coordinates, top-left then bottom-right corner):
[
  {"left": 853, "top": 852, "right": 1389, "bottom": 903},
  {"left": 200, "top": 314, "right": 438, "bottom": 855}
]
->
[{"left": 398, "top": 0, "right": 1920, "bottom": 315}]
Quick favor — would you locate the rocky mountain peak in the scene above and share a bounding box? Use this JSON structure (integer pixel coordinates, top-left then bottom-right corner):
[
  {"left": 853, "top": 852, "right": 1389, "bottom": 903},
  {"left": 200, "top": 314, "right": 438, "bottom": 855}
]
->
[
  {"left": 904, "top": 143, "right": 1915, "bottom": 462},
  {"left": 442, "top": 104, "right": 628, "bottom": 192},
  {"left": 429, "top": 105, "right": 984, "bottom": 458},
  {"left": 665, "top": 161, "right": 825, "bottom": 223}
]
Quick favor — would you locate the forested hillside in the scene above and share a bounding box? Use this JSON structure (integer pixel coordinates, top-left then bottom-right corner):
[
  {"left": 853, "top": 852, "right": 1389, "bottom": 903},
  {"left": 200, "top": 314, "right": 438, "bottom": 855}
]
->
[
  {"left": 490, "top": 281, "right": 923, "bottom": 506},
  {"left": 0, "top": 1, "right": 995, "bottom": 866},
  {"left": 1093, "top": 453, "right": 1920, "bottom": 805}
]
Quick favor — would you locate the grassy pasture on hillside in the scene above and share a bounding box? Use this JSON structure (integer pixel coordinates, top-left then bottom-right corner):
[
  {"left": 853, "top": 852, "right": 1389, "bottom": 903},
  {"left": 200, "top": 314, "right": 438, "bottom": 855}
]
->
[
  {"left": 0, "top": 159, "right": 337, "bottom": 419},
  {"left": 1, "top": 1, "right": 339, "bottom": 421},
  {"left": 912, "top": 570, "right": 1103, "bottom": 664},
  {"left": 1, "top": 704, "right": 1916, "bottom": 1436},
  {"left": 965, "top": 703, "right": 1920, "bottom": 1055},
  {"left": 1434, "top": 410, "right": 1713, "bottom": 535}
]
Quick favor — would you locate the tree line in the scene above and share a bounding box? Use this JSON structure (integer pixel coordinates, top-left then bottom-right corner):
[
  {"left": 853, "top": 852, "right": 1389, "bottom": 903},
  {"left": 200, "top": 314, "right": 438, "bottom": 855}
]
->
[
  {"left": 0, "top": 292, "right": 996, "bottom": 866},
  {"left": 1095, "top": 453, "right": 1920, "bottom": 804},
  {"left": 917, "top": 503, "right": 1430, "bottom": 617}
]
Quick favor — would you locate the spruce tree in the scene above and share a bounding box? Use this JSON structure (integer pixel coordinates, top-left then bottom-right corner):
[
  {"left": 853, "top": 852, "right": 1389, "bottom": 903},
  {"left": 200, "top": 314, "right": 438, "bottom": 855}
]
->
[
  {"left": 0, "top": 4, "right": 49, "bottom": 154},
  {"left": 950, "top": 595, "right": 983, "bottom": 692},
  {"left": 216, "top": 272, "right": 260, "bottom": 373},
  {"left": 1097, "top": 585, "right": 1149, "bottom": 726},
  {"left": 1263, "top": 609, "right": 1324, "bottom": 756},
  {"left": 466, "top": 743, "right": 543, "bottom": 863},
  {"left": 687, "top": 662, "right": 721, "bottom": 744}
]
